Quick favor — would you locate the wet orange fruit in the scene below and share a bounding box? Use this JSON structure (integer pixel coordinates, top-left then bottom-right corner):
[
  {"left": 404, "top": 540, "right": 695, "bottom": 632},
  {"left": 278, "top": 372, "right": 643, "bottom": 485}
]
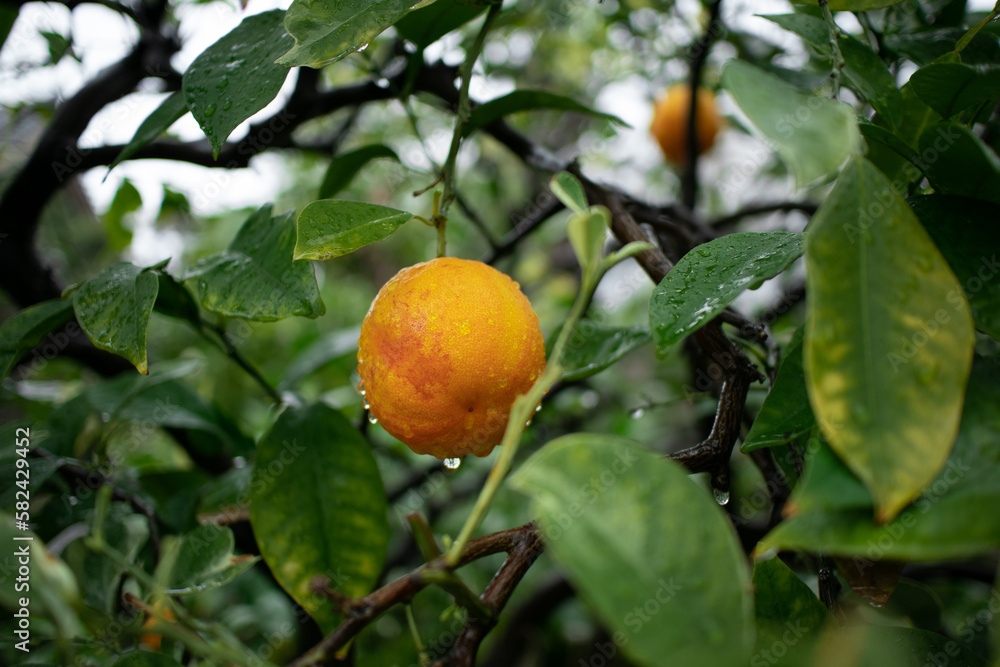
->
[
  {"left": 357, "top": 257, "right": 546, "bottom": 459},
  {"left": 649, "top": 84, "right": 723, "bottom": 165}
]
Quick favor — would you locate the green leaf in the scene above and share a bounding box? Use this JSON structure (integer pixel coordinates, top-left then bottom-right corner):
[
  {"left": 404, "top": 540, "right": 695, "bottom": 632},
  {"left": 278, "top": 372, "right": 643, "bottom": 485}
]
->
[
  {"left": 104, "top": 178, "right": 140, "bottom": 251},
  {"left": 784, "top": 434, "right": 876, "bottom": 516},
  {"left": 186, "top": 205, "right": 325, "bottom": 321},
  {"left": 761, "top": 357, "right": 1000, "bottom": 562},
  {"left": 761, "top": 14, "right": 829, "bottom": 48},
  {"left": 112, "top": 653, "right": 185, "bottom": 667},
  {"left": 66, "top": 503, "right": 148, "bottom": 614},
  {"left": 152, "top": 270, "right": 202, "bottom": 325},
  {"left": 743, "top": 328, "right": 816, "bottom": 452},
  {"left": 160, "top": 524, "right": 258, "bottom": 595},
  {"left": 0, "top": 299, "right": 74, "bottom": 381},
  {"left": 722, "top": 61, "right": 860, "bottom": 187},
  {"left": 393, "top": 0, "right": 485, "bottom": 49},
  {"left": 116, "top": 379, "right": 253, "bottom": 455},
  {"left": 791, "top": 0, "right": 906, "bottom": 9},
  {"left": 73, "top": 262, "right": 159, "bottom": 374},
  {"left": 549, "top": 321, "right": 651, "bottom": 382},
  {"left": 41, "top": 30, "right": 73, "bottom": 65},
  {"left": 510, "top": 435, "right": 753, "bottom": 667},
  {"left": 249, "top": 403, "right": 389, "bottom": 633},
  {"left": 752, "top": 557, "right": 829, "bottom": 652},
  {"left": 838, "top": 35, "right": 904, "bottom": 127},
  {"left": 862, "top": 83, "right": 942, "bottom": 186},
  {"left": 910, "top": 62, "right": 1000, "bottom": 119},
  {"left": 550, "top": 171, "right": 587, "bottom": 213},
  {"left": 566, "top": 207, "right": 610, "bottom": 277},
  {"left": 908, "top": 195, "right": 1000, "bottom": 339},
  {"left": 650, "top": 232, "right": 804, "bottom": 358},
  {"left": 319, "top": 144, "right": 400, "bottom": 199},
  {"left": 277, "top": 0, "right": 429, "bottom": 68},
  {"left": 886, "top": 28, "right": 1000, "bottom": 67},
  {"left": 762, "top": 15, "right": 902, "bottom": 127},
  {"left": 293, "top": 200, "right": 413, "bottom": 260},
  {"left": 108, "top": 91, "right": 189, "bottom": 172},
  {"left": 158, "top": 185, "right": 192, "bottom": 222},
  {"left": 804, "top": 156, "right": 975, "bottom": 522},
  {"left": 463, "top": 90, "right": 627, "bottom": 137},
  {"left": 857, "top": 627, "right": 987, "bottom": 667},
  {"left": 917, "top": 123, "right": 1000, "bottom": 204},
  {"left": 182, "top": 10, "right": 293, "bottom": 158}
]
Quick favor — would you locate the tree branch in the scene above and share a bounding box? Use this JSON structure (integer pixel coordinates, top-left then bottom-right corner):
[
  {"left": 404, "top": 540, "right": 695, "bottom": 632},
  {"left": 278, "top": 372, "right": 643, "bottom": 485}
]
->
[
  {"left": 681, "top": 0, "right": 724, "bottom": 209},
  {"left": 288, "top": 524, "right": 540, "bottom": 667}
]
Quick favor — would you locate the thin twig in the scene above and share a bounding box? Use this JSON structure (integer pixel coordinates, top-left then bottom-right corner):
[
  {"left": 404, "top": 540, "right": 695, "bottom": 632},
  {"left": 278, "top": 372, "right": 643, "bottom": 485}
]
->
[
  {"left": 819, "top": 0, "right": 846, "bottom": 98},
  {"left": 436, "top": 1, "right": 504, "bottom": 246},
  {"left": 199, "top": 324, "right": 282, "bottom": 404},
  {"left": 681, "top": 0, "right": 724, "bottom": 210}
]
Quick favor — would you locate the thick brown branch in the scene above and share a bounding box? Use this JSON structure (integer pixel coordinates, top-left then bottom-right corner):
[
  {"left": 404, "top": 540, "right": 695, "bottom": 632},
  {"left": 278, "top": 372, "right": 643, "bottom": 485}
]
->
[
  {"left": 289, "top": 524, "right": 539, "bottom": 667},
  {"left": 435, "top": 527, "right": 545, "bottom": 666}
]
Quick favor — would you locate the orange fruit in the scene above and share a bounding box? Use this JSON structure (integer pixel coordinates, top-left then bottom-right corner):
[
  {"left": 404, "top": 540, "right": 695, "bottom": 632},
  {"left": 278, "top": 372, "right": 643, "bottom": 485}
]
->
[
  {"left": 138, "top": 605, "right": 175, "bottom": 652},
  {"left": 357, "top": 257, "right": 546, "bottom": 459},
  {"left": 649, "top": 84, "right": 723, "bottom": 165}
]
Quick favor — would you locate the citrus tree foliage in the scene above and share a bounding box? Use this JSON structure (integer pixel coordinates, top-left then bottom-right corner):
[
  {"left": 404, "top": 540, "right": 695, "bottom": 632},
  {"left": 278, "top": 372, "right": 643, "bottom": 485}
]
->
[{"left": 1, "top": 0, "right": 999, "bottom": 665}]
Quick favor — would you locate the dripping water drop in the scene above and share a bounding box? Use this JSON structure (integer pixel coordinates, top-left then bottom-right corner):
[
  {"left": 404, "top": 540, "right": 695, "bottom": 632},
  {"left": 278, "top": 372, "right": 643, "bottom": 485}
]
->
[
  {"left": 443, "top": 457, "right": 462, "bottom": 470},
  {"left": 713, "top": 488, "right": 730, "bottom": 506}
]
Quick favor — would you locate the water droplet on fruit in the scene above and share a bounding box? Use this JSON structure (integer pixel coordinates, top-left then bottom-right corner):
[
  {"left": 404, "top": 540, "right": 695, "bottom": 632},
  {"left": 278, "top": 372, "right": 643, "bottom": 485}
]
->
[
  {"left": 713, "top": 488, "right": 730, "bottom": 505},
  {"left": 358, "top": 382, "right": 366, "bottom": 396},
  {"left": 444, "top": 457, "right": 461, "bottom": 470},
  {"left": 368, "top": 413, "right": 378, "bottom": 424},
  {"left": 535, "top": 404, "right": 542, "bottom": 413},
  {"left": 362, "top": 398, "right": 371, "bottom": 410}
]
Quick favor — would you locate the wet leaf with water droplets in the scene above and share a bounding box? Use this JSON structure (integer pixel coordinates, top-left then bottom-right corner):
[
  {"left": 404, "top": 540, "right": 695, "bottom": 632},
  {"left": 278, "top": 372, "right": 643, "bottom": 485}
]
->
[
  {"left": 278, "top": 0, "right": 430, "bottom": 68},
  {"left": 182, "top": 10, "right": 292, "bottom": 158},
  {"left": 185, "top": 205, "right": 324, "bottom": 321},
  {"left": 649, "top": 231, "right": 804, "bottom": 358},
  {"left": 73, "top": 262, "right": 159, "bottom": 374},
  {"left": 294, "top": 200, "right": 413, "bottom": 260}
]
